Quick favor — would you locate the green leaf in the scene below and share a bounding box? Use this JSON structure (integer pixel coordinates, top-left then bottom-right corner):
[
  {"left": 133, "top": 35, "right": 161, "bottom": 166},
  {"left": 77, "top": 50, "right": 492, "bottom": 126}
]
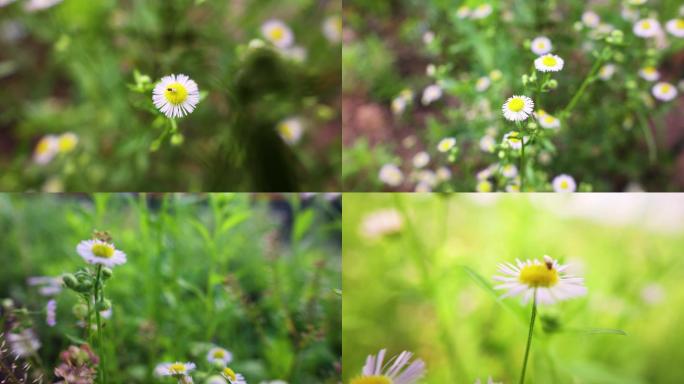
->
[
  {"left": 219, "top": 211, "right": 251, "bottom": 236},
  {"left": 65, "top": 333, "right": 88, "bottom": 345},
  {"left": 567, "top": 327, "right": 628, "bottom": 336},
  {"left": 292, "top": 209, "right": 315, "bottom": 243}
]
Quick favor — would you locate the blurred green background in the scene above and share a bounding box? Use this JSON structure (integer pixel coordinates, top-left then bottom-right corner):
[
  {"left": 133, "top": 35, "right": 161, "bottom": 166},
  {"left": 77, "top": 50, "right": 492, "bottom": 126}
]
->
[
  {"left": 0, "top": 0, "right": 341, "bottom": 191},
  {"left": 343, "top": 193, "right": 684, "bottom": 383},
  {"left": 0, "top": 193, "right": 341, "bottom": 383}
]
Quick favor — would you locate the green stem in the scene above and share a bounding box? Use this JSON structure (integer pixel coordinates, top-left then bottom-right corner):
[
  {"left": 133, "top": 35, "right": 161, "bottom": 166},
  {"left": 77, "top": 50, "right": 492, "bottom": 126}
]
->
[
  {"left": 95, "top": 265, "right": 107, "bottom": 384},
  {"left": 562, "top": 51, "right": 606, "bottom": 117},
  {"left": 520, "top": 138, "right": 526, "bottom": 192},
  {"left": 518, "top": 290, "right": 538, "bottom": 384},
  {"left": 636, "top": 111, "right": 657, "bottom": 164}
]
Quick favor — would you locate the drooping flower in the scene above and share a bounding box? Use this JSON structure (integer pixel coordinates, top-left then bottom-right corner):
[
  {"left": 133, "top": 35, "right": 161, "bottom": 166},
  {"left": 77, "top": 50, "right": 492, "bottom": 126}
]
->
[
  {"left": 261, "top": 19, "right": 294, "bottom": 48},
  {"left": 437, "top": 137, "right": 456, "bottom": 153},
  {"left": 33, "top": 135, "right": 59, "bottom": 165},
  {"left": 534, "top": 54, "right": 564, "bottom": 72},
  {"left": 76, "top": 239, "right": 127, "bottom": 268},
  {"left": 207, "top": 347, "right": 233, "bottom": 366},
  {"left": 665, "top": 18, "right": 684, "bottom": 37},
  {"left": 276, "top": 117, "right": 304, "bottom": 145},
  {"left": 638, "top": 66, "right": 660, "bottom": 82},
  {"left": 350, "top": 349, "right": 425, "bottom": 384},
  {"left": 502, "top": 95, "right": 534, "bottom": 121},
  {"left": 552, "top": 174, "right": 577, "bottom": 192},
  {"left": 652, "top": 82, "right": 678, "bottom": 101},
  {"left": 322, "top": 15, "right": 342, "bottom": 43},
  {"left": 221, "top": 367, "right": 247, "bottom": 384},
  {"left": 633, "top": 18, "right": 661, "bottom": 38},
  {"left": 156, "top": 362, "right": 196, "bottom": 378},
  {"left": 494, "top": 255, "right": 587, "bottom": 305},
  {"left": 152, "top": 74, "right": 200, "bottom": 119},
  {"left": 379, "top": 164, "right": 404, "bottom": 187},
  {"left": 530, "top": 36, "right": 552, "bottom": 55}
]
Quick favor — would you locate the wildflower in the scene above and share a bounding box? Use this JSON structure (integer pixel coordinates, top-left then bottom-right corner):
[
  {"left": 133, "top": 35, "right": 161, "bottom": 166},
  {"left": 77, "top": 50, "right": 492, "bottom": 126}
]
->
[
  {"left": 0, "top": 0, "right": 17, "bottom": 8},
  {"left": 76, "top": 239, "right": 127, "bottom": 268},
  {"left": 666, "top": 19, "right": 684, "bottom": 37},
  {"left": 436, "top": 166, "right": 452, "bottom": 182},
  {"left": 621, "top": 6, "right": 639, "bottom": 22},
  {"left": 477, "top": 180, "right": 493, "bottom": 192},
  {"left": 471, "top": 4, "right": 493, "bottom": 19},
  {"left": 502, "top": 95, "right": 534, "bottom": 121},
  {"left": 152, "top": 74, "right": 200, "bottom": 118},
  {"left": 641, "top": 283, "right": 665, "bottom": 305},
  {"left": 477, "top": 165, "right": 496, "bottom": 180},
  {"left": 58, "top": 132, "right": 78, "bottom": 153},
  {"left": 474, "top": 378, "right": 502, "bottom": 384},
  {"left": 261, "top": 19, "right": 294, "bottom": 48},
  {"left": 412, "top": 152, "right": 430, "bottom": 168},
  {"left": 207, "top": 347, "right": 233, "bottom": 366},
  {"left": 475, "top": 76, "right": 491, "bottom": 92},
  {"left": 422, "top": 31, "right": 435, "bottom": 45},
  {"left": 27, "top": 276, "right": 63, "bottom": 296},
  {"left": 437, "top": 137, "right": 456, "bottom": 153},
  {"left": 534, "top": 54, "right": 564, "bottom": 72},
  {"left": 552, "top": 174, "right": 577, "bottom": 192},
  {"left": 489, "top": 69, "right": 503, "bottom": 81},
  {"left": 276, "top": 117, "right": 304, "bottom": 145},
  {"left": 7, "top": 329, "right": 41, "bottom": 357},
  {"left": 536, "top": 110, "right": 560, "bottom": 129},
  {"left": 480, "top": 135, "right": 496, "bottom": 153},
  {"left": 415, "top": 181, "right": 432, "bottom": 192},
  {"left": 456, "top": 5, "right": 470, "bottom": 19},
  {"left": 582, "top": 11, "right": 600, "bottom": 28},
  {"left": 33, "top": 135, "right": 59, "bottom": 165},
  {"left": 350, "top": 349, "right": 425, "bottom": 384},
  {"left": 639, "top": 66, "right": 660, "bottom": 81},
  {"left": 506, "top": 184, "right": 520, "bottom": 193},
  {"left": 494, "top": 255, "right": 587, "bottom": 304},
  {"left": 54, "top": 344, "right": 99, "bottom": 384},
  {"left": 25, "top": 0, "right": 62, "bottom": 11},
  {"left": 322, "top": 15, "right": 342, "bottom": 43},
  {"left": 47, "top": 299, "right": 57, "bottom": 327},
  {"left": 156, "top": 362, "right": 196, "bottom": 378},
  {"left": 360, "top": 209, "right": 403, "bottom": 239},
  {"left": 392, "top": 89, "right": 413, "bottom": 115},
  {"left": 421, "top": 84, "right": 442, "bottom": 105},
  {"left": 598, "top": 64, "right": 616, "bottom": 80},
  {"left": 280, "top": 45, "right": 307, "bottom": 62},
  {"left": 503, "top": 131, "right": 525, "bottom": 150},
  {"left": 530, "top": 36, "right": 552, "bottom": 55},
  {"left": 652, "top": 82, "right": 678, "bottom": 101},
  {"left": 633, "top": 18, "right": 661, "bottom": 38},
  {"left": 221, "top": 367, "right": 247, "bottom": 384},
  {"left": 501, "top": 164, "right": 518, "bottom": 178},
  {"left": 379, "top": 164, "right": 404, "bottom": 187}
]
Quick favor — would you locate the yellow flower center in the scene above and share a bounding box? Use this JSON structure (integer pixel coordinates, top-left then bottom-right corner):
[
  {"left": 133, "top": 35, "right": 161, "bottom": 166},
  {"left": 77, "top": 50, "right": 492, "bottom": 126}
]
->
[
  {"left": 544, "top": 116, "right": 555, "bottom": 124},
  {"left": 269, "top": 26, "right": 285, "bottom": 41},
  {"left": 541, "top": 55, "right": 557, "bottom": 67},
  {"left": 163, "top": 82, "right": 189, "bottom": 105},
  {"left": 642, "top": 21, "right": 652, "bottom": 30},
  {"left": 58, "top": 135, "right": 77, "bottom": 153},
  {"left": 169, "top": 363, "right": 187, "bottom": 374},
  {"left": 536, "top": 42, "right": 545, "bottom": 49},
  {"left": 213, "top": 350, "right": 225, "bottom": 358},
  {"left": 508, "top": 98, "right": 525, "bottom": 112},
  {"left": 36, "top": 138, "right": 52, "bottom": 155},
  {"left": 560, "top": 180, "right": 569, "bottom": 189},
  {"left": 92, "top": 243, "right": 114, "bottom": 258},
  {"left": 278, "top": 123, "right": 294, "bottom": 140},
  {"left": 676, "top": 19, "right": 684, "bottom": 29},
  {"left": 222, "top": 367, "right": 236, "bottom": 380},
  {"left": 660, "top": 84, "right": 671, "bottom": 93},
  {"left": 643, "top": 67, "right": 655, "bottom": 75},
  {"left": 350, "top": 376, "right": 393, "bottom": 384},
  {"left": 519, "top": 262, "right": 559, "bottom": 287}
]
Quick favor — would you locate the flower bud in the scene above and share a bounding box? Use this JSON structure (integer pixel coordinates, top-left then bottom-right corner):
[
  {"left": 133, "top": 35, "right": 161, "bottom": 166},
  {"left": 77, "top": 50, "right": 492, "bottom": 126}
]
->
[
  {"left": 73, "top": 303, "right": 88, "bottom": 319},
  {"left": 101, "top": 267, "right": 113, "bottom": 280},
  {"left": 96, "top": 299, "right": 111, "bottom": 312},
  {"left": 547, "top": 79, "right": 558, "bottom": 89},
  {"left": 63, "top": 274, "right": 79, "bottom": 290},
  {"left": 170, "top": 133, "right": 184, "bottom": 146}
]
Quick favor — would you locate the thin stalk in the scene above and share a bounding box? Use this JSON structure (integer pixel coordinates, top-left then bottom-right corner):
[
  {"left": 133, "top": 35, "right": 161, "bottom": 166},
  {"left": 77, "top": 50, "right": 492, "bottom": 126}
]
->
[
  {"left": 562, "top": 52, "right": 606, "bottom": 117},
  {"left": 95, "top": 265, "right": 107, "bottom": 384},
  {"left": 518, "top": 290, "right": 538, "bottom": 384},
  {"left": 636, "top": 111, "right": 657, "bottom": 164},
  {"left": 520, "top": 138, "right": 526, "bottom": 192}
]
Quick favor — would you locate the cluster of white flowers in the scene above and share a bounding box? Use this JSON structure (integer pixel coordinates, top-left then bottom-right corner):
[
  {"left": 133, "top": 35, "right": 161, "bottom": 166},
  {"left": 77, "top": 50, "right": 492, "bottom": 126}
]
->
[{"left": 32, "top": 132, "right": 78, "bottom": 165}]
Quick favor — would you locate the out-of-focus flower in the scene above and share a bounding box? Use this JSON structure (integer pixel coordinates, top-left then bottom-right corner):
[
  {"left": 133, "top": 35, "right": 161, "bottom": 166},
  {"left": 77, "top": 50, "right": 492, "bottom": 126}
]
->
[
  {"left": 534, "top": 54, "right": 564, "bottom": 72},
  {"left": 475, "top": 76, "right": 491, "bottom": 92},
  {"left": 207, "top": 347, "right": 233, "bottom": 366},
  {"left": 421, "top": 84, "right": 442, "bottom": 105},
  {"left": 412, "top": 151, "right": 430, "bottom": 168},
  {"left": 456, "top": 5, "right": 470, "bottom": 19},
  {"left": 633, "top": 18, "right": 661, "bottom": 38},
  {"left": 350, "top": 349, "right": 425, "bottom": 384},
  {"left": 480, "top": 135, "right": 496, "bottom": 153},
  {"left": 392, "top": 89, "right": 413, "bottom": 115},
  {"left": 598, "top": 64, "right": 616, "bottom": 80},
  {"left": 322, "top": 15, "right": 342, "bottom": 43},
  {"left": 502, "top": 95, "right": 534, "bottom": 121},
  {"left": 261, "top": 19, "right": 294, "bottom": 48},
  {"left": 76, "top": 239, "right": 127, "bottom": 268},
  {"left": 652, "top": 82, "right": 678, "bottom": 101},
  {"left": 28, "top": 276, "right": 63, "bottom": 296},
  {"left": 379, "top": 164, "right": 404, "bottom": 187},
  {"left": 280, "top": 45, "right": 307, "bottom": 62},
  {"left": 501, "top": 164, "right": 518, "bottom": 178},
  {"left": 641, "top": 283, "right": 665, "bottom": 305},
  {"left": 47, "top": 300, "right": 57, "bottom": 327},
  {"left": 33, "top": 135, "right": 59, "bottom": 165},
  {"left": 25, "top": 0, "right": 62, "bottom": 11},
  {"left": 360, "top": 209, "right": 404, "bottom": 239},
  {"left": 436, "top": 166, "right": 452, "bottom": 182},
  {"left": 437, "top": 137, "right": 456, "bottom": 153},
  {"left": 476, "top": 180, "right": 493, "bottom": 192},
  {"left": 422, "top": 31, "right": 435, "bottom": 45},
  {"left": 0, "top": 0, "right": 17, "bottom": 8},
  {"left": 582, "top": 11, "right": 601, "bottom": 28},
  {"left": 276, "top": 117, "right": 304, "bottom": 145},
  {"left": 7, "top": 329, "right": 41, "bottom": 357},
  {"left": 552, "top": 174, "right": 577, "bottom": 192},
  {"left": 58, "top": 132, "right": 78, "bottom": 153},
  {"left": 639, "top": 66, "right": 660, "bottom": 81},
  {"left": 666, "top": 19, "right": 684, "bottom": 37},
  {"left": 471, "top": 4, "right": 493, "bottom": 19},
  {"left": 536, "top": 110, "right": 561, "bottom": 129},
  {"left": 531, "top": 36, "right": 552, "bottom": 55},
  {"left": 152, "top": 74, "right": 200, "bottom": 119},
  {"left": 54, "top": 344, "right": 99, "bottom": 384}
]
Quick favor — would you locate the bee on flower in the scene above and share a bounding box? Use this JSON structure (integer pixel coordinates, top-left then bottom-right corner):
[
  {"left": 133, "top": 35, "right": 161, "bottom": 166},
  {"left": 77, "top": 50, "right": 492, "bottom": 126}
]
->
[
  {"left": 261, "top": 19, "right": 294, "bottom": 48},
  {"left": 530, "top": 36, "right": 552, "bottom": 55},
  {"left": 437, "top": 137, "right": 456, "bottom": 153},
  {"left": 665, "top": 18, "right": 684, "bottom": 37},
  {"left": 350, "top": 349, "right": 425, "bottom": 384},
  {"left": 502, "top": 95, "right": 534, "bottom": 121},
  {"left": 152, "top": 74, "right": 200, "bottom": 119},
  {"left": 276, "top": 117, "right": 304, "bottom": 145},
  {"left": 652, "top": 82, "right": 678, "bottom": 101},
  {"left": 639, "top": 66, "right": 660, "bottom": 82},
  {"left": 534, "top": 54, "right": 564, "bottom": 72},
  {"left": 552, "top": 174, "right": 577, "bottom": 192},
  {"left": 633, "top": 18, "right": 661, "bottom": 38}
]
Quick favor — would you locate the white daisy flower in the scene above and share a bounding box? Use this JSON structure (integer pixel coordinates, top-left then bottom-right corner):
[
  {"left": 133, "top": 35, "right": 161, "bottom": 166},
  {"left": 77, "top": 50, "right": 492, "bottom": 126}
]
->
[
  {"left": 280, "top": 45, "right": 307, "bottom": 62},
  {"left": 652, "top": 82, "right": 678, "bottom": 101},
  {"left": 665, "top": 19, "right": 684, "bottom": 37},
  {"left": 156, "top": 362, "right": 196, "bottom": 377},
  {"left": 581, "top": 11, "right": 600, "bottom": 28},
  {"left": 221, "top": 367, "right": 247, "bottom": 384},
  {"left": 475, "top": 76, "right": 491, "bottom": 92},
  {"left": 552, "top": 174, "right": 577, "bottom": 192},
  {"left": 639, "top": 66, "right": 660, "bottom": 81},
  {"left": 7, "top": 329, "right": 41, "bottom": 357},
  {"left": 437, "top": 137, "right": 456, "bottom": 153},
  {"left": 379, "top": 164, "right": 404, "bottom": 187},
  {"left": 476, "top": 180, "right": 493, "bottom": 192},
  {"left": 474, "top": 377, "right": 502, "bottom": 384},
  {"left": 276, "top": 117, "right": 304, "bottom": 145},
  {"left": 633, "top": 18, "right": 661, "bottom": 38},
  {"left": 501, "top": 164, "right": 518, "bottom": 178},
  {"left": 421, "top": 84, "right": 442, "bottom": 105},
  {"left": 503, "top": 131, "right": 525, "bottom": 150},
  {"left": 506, "top": 184, "right": 520, "bottom": 193},
  {"left": 536, "top": 110, "right": 561, "bottom": 129},
  {"left": 415, "top": 170, "right": 437, "bottom": 187},
  {"left": 476, "top": 165, "right": 496, "bottom": 180},
  {"left": 534, "top": 54, "right": 564, "bottom": 72},
  {"left": 33, "top": 135, "right": 59, "bottom": 165},
  {"left": 322, "top": 15, "right": 342, "bottom": 43},
  {"left": 207, "top": 347, "right": 233, "bottom": 366},
  {"left": 392, "top": 97, "right": 408, "bottom": 115},
  {"left": 494, "top": 255, "right": 587, "bottom": 305},
  {"left": 422, "top": 31, "right": 435, "bottom": 45},
  {"left": 152, "top": 74, "right": 200, "bottom": 119},
  {"left": 471, "top": 4, "right": 493, "bottom": 19},
  {"left": 456, "top": 5, "right": 470, "bottom": 19},
  {"left": 261, "top": 19, "right": 294, "bottom": 48},
  {"left": 621, "top": 6, "right": 639, "bottom": 22},
  {"left": 598, "top": 64, "right": 616, "bottom": 80},
  {"left": 480, "top": 135, "right": 496, "bottom": 153},
  {"left": 360, "top": 209, "right": 403, "bottom": 239},
  {"left": 350, "top": 349, "right": 425, "bottom": 384},
  {"left": 530, "top": 36, "right": 552, "bottom": 55},
  {"left": 412, "top": 151, "right": 430, "bottom": 168},
  {"left": 25, "top": 0, "right": 62, "bottom": 11},
  {"left": 436, "top": 166, "right": 452, "bottom": 182},
  {"left": 502, "top": 95, "right": 534, "bottom": 121},
  {"left": 415, "top": 181, "right": 432, "bottom": 192},
  {"left": 76, "top": 239, "right": 127, "bottom": 268},
  {"left": 58, "top": 132, "right": 78, "bottom": 153}
]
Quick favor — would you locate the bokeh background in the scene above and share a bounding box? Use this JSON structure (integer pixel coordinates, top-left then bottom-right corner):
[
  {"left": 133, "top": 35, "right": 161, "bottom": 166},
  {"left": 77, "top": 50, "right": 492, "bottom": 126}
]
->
[
  {"left": 343, "top": 193, "right": 684, "bottom": 383},
  {"left": 0, "top": 0, "right": 341, "bottom": 191},
  {"left": 0, "top": 193, "right": 341, "bottom": 383}
]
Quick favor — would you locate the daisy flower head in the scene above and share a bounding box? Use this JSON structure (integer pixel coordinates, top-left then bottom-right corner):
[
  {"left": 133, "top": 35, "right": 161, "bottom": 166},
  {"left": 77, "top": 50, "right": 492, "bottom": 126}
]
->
[
  {"left": 456, "top": 5, "right": 470, "bottom": 19},
  {"left": 221, "top": 367, "right": 247, "bottom": 384},
  {"left": 598, "top": 64, "right": 616, "bottom": 80},
  {"left": 379, "top": 164, "right": 404, "bottom": 187},
  {"left": 153, "top": 74, "right": 200, "bottom": 119},
  {"left": 534, "top": 54, "right": 564, "bottom": 72},
  {"left": 536, "top": 110, "right": 560, "bottom": 129},
  {"left": 633, "top": 18, "right": 661, "bottom": 38},
  {"left": 350, "top": 349, "right": 425, "bottom": 384},
  {"left": 25, "top": 0, "right": 62, "bottom": 11},
  {"left": 501, "top": 164, "right": 518, "bottom": 178},
  {"left": 412, "top": 151, "right": 430, "bottom": 168},
  {"left": 639, "top": 66, "right": 660, "bottom": 81},
  {"left": 422, "top": 31, "right": 435, "bottom": 45},
  {"left": 261, "top": 19, "right": 294, "bottom": 48},
  {"left": 58, "top": 132, "right": 78, "bottom": 153},
  {"left": 156, "top": 362, "right": 196, "bottom": 378},
  {"left": 480, "top": 135, "right": 496, "bottom": 153},
  {"left": 471, "top": 4, "right": 493, "bottom": 20},
  {"left": 666, "top": 19, "right": 684, "bottom": 37},
  {"left": 582, "top": 11, "right": 600, "bottom": 28},
  {"left": 436, "top": 166, "right": 452, "bottom": 182},
  {"left": 494, "top": 255, "right": 587, "bottom": 305},
  {"left": 322, "top": 15, "right": 342, "bottom": 43},
  {"left": 530, "top": 36, "right": 552, "bottom": 55},
  {"left": 392, "top": 97, "right": 409, "bottom": 115},
  {"left": 33, "top": 135, "right": 59, "bottom": 165},
  {"left": 552, "top": 174, "right": 577, "bottom": 192},
  {"left": 502, "top": 95, "right": 534, "bottom": 121},
  {"left": 421, "top": 84, "right": 442, "bottom": 105},
  {"left": 76, "top": 239, "right": 127, "bottom": 268},
  {"left": 207, "top": 347, "right": 233, "bottom": 366},
  {"left": 503, "top": 131, "right": 525, "bottom": 150},
  {"left": 437, "top": 137, "right": 456, "bottom": 153},
  {"left": 276, "top": 117, "right": 304, "bottom": 145},
  {"left": 652, "top": 82, "right": 678, "bottom": 101},
  {"left": 475, "top": 76, "right": 491, "bottom": 92},
  {"left": 476, "top": 180, "right": 493, "bottom": 193}
]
